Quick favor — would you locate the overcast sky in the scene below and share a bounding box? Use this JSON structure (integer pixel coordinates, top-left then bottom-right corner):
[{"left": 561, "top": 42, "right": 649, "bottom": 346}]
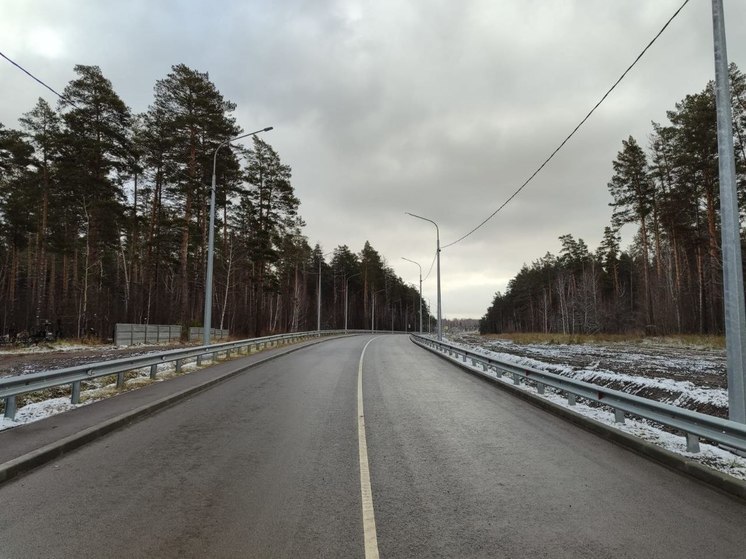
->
[{"left": 2, "top": 0, "right": 745, "bottom": 318}]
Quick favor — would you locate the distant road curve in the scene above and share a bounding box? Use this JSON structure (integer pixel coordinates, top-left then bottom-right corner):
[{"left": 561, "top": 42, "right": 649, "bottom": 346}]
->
[{"left": 0, "top": 334, "right": 743, "bottom": 558}]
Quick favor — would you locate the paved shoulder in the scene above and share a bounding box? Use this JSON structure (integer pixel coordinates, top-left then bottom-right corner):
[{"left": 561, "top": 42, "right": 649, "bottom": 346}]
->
[{"left": 0, "top": 337, "right": 337, "bottom": 470}]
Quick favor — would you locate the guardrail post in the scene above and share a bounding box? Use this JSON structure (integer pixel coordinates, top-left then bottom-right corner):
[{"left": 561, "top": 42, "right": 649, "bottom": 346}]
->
[
  {"left": 71, "top": 381, "right": 81, "bottom": 404},
  {"left": 614, "top": 409, "right": 625, "bottom": 424},
  {"left": 197, "top": 355, "right": 203, "bottom": 365},
  {"left": 116, "top": 372, "right": 125, "bottom": 389},
  {"left": 567, "top": 393, "right": 576, "bottom": 406},
  {"left": 4, "top": 395, "right": 17, "bottom": 420},
  {"left": 462, "top": 353, "right": 467, "bottom": 362},
  {"left": 537, "top": 383, "right": 545, "bottom": 395},
  {"left": 686, "top": 433, "right": 700, "bottom": 453},
  {"left": 481, "top": 362, "right": 487, "bottom": 372},
  {"left": 175, "top": 359, "right": 182, "bottom": 373},
  {"left": 150, "top": 364, "right": 158, "bottom": 379},
  {"left": 494, "top": 366, "right": 502, "bottom": 378},
  {"left": 512, "top": 373, "right": 520, "bottom": 385}
]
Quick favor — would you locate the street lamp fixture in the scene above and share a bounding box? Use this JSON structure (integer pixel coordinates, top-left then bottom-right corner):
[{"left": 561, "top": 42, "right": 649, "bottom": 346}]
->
[
  {"left": 204, "top": 126, "right": 273, "bottom": 347},
  {"left": 402, "top": 257, "right": 423, "bottom": 334},
  {"left": 345, "top": 272, "right": 361, "bottom": 332},
  {"left": 317, "top": 250, "right": 334, "bottom": 333},
  {"left": 371, "top": 288, "right": 385, "bottom": 333},
  {"left": 406, "top": 212, "right": 442, "bottom": 341}
]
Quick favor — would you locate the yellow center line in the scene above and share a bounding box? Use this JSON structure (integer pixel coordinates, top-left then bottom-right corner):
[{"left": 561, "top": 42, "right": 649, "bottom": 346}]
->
[{"left": 358, "top": 337, "right": 380, "bottom": 559}]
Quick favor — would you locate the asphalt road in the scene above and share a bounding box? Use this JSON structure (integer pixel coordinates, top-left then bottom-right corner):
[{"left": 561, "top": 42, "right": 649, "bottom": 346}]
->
[{"left": 0, "top": 334, "right": 744, "bottom": 558}]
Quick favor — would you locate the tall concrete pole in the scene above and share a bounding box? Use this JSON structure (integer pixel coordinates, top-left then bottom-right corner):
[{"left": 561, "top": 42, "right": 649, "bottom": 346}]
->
[
  {"left": 344, "top": 272, "right": 361, "bottom": 332},
  {"left": 712, "top": 0, "right": 746, "bottom": 423},
  {"left": 406, "top": 213, "right": 443, "bottom": 340},
  {"left": 204, "top": 126, "right": 272, "bottom": 347},
  {"left": 402, "top": 257, "right": 423, "bottom": 334},
  {"left": 317, "top": 257, "right": 322, "bottom": 333}
]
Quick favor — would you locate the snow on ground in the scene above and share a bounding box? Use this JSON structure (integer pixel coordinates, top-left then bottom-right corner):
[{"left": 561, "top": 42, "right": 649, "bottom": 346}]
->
[
  {"left": 1, "top": 397, "right": 83, "bottom": 430},
  {"left": 452, "top": 334, "right": 728, "bottom": 417},
  {"left": 0, "top": 360, "right": 201, "bottom": 432},
  {"left": 436, "top": 338, "right": 746, "bottom": 481}
]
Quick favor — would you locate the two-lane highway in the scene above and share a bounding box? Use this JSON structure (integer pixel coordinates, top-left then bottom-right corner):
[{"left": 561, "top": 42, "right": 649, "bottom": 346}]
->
[{"left": 0, "top": 335, "right": 744, "bottom": 558}]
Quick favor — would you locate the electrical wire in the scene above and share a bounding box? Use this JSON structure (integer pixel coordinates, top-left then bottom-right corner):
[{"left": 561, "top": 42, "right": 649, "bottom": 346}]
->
[
  {"left": 422, "top": 249, "right": 437, "bottom": 282},
  {"left": 442, "top": 0, "right": 691, "bottom": 249},
  {"left": 0, "top": 50, "right": 80, "bottom": 109}
]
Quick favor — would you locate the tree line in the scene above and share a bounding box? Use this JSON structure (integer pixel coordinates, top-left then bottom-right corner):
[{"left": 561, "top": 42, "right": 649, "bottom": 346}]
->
[
  {"left": 481, "top": 63, "right": 746, "bottom": 336},
  {"left": 0, "top": 64, "right": 429, "bottom": 340}
]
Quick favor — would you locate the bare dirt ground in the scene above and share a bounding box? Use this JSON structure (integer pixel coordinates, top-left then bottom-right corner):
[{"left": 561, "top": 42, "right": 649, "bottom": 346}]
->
[
  {"left": 451, "top": 333, "right": 728, "bottom": 417},
  {"left": 0, "top": 342, "right": 196, "bottom": 378},
  {"left": 454, "top": 333, "right": 726, "bottom": 387}
]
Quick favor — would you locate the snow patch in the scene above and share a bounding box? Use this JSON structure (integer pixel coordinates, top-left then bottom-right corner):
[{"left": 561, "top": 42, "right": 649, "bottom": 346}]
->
[
  {"left": 0, "top": 359, "right": 202, "bottom": 432},
  {"left": 435, "top": 340, "right": 746, "bottom": 481}
]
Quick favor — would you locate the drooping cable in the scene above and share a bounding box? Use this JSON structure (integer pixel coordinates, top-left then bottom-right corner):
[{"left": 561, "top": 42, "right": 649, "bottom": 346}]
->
[
  {"left": 422, "top": 249, "right": 438, "bottom": 282},
  {"left": 442, "top": 0, "right": 691, "bottom": 249},
  {"left": 0, "top": 50, "right": 80, "bottom": 109}
]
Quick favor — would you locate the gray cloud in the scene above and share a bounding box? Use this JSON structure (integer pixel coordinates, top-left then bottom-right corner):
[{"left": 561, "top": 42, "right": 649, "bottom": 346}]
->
[{"left": 2, "top": 0, "right": 745, "bottom": 318}]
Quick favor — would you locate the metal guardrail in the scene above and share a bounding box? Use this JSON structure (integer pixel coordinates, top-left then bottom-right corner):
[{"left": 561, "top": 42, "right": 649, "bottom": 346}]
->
[
  {"left": 1, "top": 330, "right": 354, "bottom": 420},
  {"left": 411, "top": 334, "right": 746, "bottom": 454}
]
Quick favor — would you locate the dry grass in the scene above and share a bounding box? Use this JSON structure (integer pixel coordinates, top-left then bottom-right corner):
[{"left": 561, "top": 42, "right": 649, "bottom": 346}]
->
[
  {"left": 1, "top": 337, "right": 303, "bottom": 417},
  {"left": 480, "top": 332, "right": 725, "bottom": 349}
]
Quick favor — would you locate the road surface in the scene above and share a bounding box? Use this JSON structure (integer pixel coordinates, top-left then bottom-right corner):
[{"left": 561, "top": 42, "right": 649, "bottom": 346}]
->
[{"left": 0, "top": 334, "right": 744, "bottom": 558}]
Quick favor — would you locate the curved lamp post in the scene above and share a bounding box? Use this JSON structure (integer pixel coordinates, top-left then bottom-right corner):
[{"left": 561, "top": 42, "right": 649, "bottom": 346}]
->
[
  {"left": 317, "top": 250, "right": 334, "bottom": 332},
  {"left": 204, "top": 126, "right": 273, "bottom": 346},
  {"left": 406, "top": 212, "right": 442, "bottom": 340},
  {"left": 345, "top": 272, "right": 361, "bottom": 332},
  {"left": 371, "top": 288, "right": 385, "bottom": 333},
  {"left": 402, "top": 257, "right": 423, "bottom": 334}
]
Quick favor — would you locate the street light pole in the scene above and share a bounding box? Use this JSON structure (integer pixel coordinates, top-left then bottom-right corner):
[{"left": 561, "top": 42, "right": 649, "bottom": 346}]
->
[
  {"left": 345, "top": 272, "right": 361, "bottom": 332},
  {"left": 371, "top": 288, "right": 385, "bottom": 333},
  {"left": 317, "top": 250, "right": 334, "bottom": 333},
  {"left": 711, "top": 0, "right": 746, "bottom": 423},
  {"left": 317, "top": 258, "right": 322, "bottom": 332},
  {"left": 389, "top": 299, "right": 401, "bottom": 333},
  {"left": 204, "top": 126, "right": 273, "bottom": 347},
  {"left": 406, "top": 212, "right": 442, "bottom": 341},
  {"left": 402, "top": 257, "right": 423, "bottom": 334}
]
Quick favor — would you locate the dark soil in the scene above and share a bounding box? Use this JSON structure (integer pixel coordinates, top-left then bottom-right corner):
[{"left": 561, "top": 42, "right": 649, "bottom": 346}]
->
[{"left": 0, "top": 342, "right": 194, "bottom": 378}]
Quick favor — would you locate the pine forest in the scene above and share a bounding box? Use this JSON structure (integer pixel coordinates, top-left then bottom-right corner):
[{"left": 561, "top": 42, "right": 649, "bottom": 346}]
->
[
  {"left": 481, "top": 64, "right": 746, "bottom": 337},
  {"left": 0, "top": 64, "right": 429, "bottom": 341}
]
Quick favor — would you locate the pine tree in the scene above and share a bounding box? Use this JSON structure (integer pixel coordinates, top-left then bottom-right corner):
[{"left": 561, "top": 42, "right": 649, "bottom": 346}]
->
[
  {"left": 608, "top": 136, "right": 655, "bottom": 331},
  {"left": 19, "top": 98, "right": 62, "bottom": 333},
  {"left": 238, "top": 137, "right": 300, "bottom": 336},
  {"left": 146, "top": 64, "right": 240, "bottom": 338},
  {"left": 669, "top": 87, "right": 721, "bottom": 332},
  {"left": 57, "top": 65, "right": 133, "bottom": 337},
  {"left": 0, "top": 124, "right": 35, "bottom": 334}
]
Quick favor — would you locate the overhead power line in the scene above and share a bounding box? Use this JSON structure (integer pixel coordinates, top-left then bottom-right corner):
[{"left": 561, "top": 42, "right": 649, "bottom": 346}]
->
[
  {"left": 423, "top": 249, "right": 438, "bottom": 282},
  {"left": 0, "top": 50, "right": 79, "bottom": 109},
  {"left": 442, "top": 0, "right": 691, "bottom": 249}
]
